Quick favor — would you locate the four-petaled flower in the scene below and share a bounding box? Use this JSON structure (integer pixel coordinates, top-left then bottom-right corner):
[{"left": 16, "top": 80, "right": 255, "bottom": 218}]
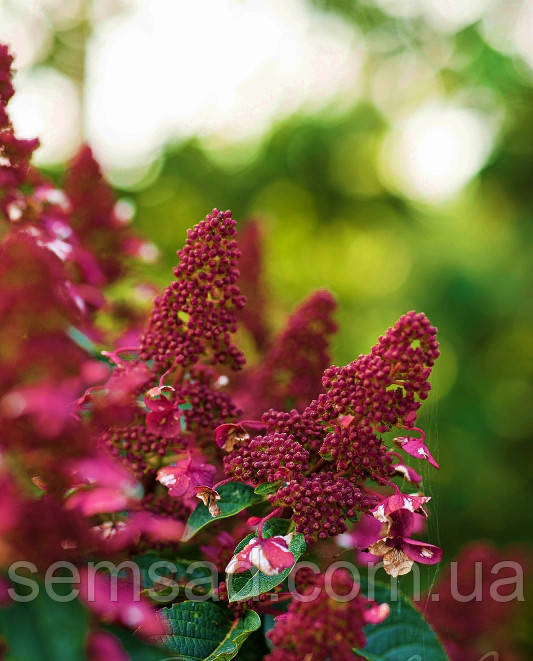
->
[
  {"left": 144, "top": 385, "right": 182, "bottom": 438},
  {"left": 156, "top": 455, "right": 216, "bottom": 506},
  {"left": 352, "top": 493, "right": 442, "bottom": 577},
  {"left": 226, "top": 533, "right": 295, "bottom": 576},
  {"left": 215, "top": 420, "right": 264, "bottom": 451},
  {"left": 67, "top": 455, "right": 142, "bottom": 515}
]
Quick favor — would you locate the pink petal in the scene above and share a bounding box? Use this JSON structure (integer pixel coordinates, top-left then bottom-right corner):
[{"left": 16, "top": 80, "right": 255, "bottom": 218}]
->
[
  {"left": 389, "top": 509, "right": 417, "bottom": 538},
  {"left": 190, "top": 463, "right": 216, "bottom": 488},
  {"left": 70, "top": 456, "right": 136, "bottom": 490},
  {"left": 351, "top": 514, "right": 385, "bottom": 549},
  {"left": 146, "top": 408, "right": 181, "bottom": 438},
  {"left": 225, "top": 538, "right": 256, "bottom": 574},
  {"left": 402, "top": 538, "right": 442, "bottom": 565},
  {"left": 374, "top": 493, "right": 431, "bottom": 519},
  {"left": 80, "top": 569, "right": 169, "bottom": 638},
  {"left": 395, "top": 436, "right": 439, "bottom": 469},
  {"left": 393, "top": 463, "right": 422, "bottom": 486},
  {"left": 215, "top": 420, "right": 264, "bottom": 448},
  {"left": 87, "top": 631, "right": 129, "bottom": 661},
  {"left": 215, "top": 423, "right": 236, "bottom": 449},
  {"left": 259, "top": 536, "right": 295, "bottom": 574},
  {"left": 364, "top": 602, "right": 390, "bottom": 624},
  {"left": 67, "top": 487, "right": 131, "bottom": 515},
  {"left": 130, "top": 512, "right": 184, "bottom": 542},
  {"left": 144, "top": 385, "right": 175, "bottom": 412}
]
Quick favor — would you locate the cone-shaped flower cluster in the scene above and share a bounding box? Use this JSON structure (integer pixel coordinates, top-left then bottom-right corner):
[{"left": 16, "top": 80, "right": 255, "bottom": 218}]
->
[
  {"left": 266, "top": 569, "right": 389, "bottom": 660},
  {"left": 236, "top": 290, "right": 337, "bottom": 415},
  {"left": 140, "top": 209, "right": 246, "bottom": 370}
]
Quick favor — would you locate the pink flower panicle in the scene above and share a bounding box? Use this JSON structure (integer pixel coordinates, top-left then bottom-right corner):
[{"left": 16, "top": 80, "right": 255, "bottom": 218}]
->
[
  {"left": 100, "top": 422, "right": 174, "bottom": 478},
  {"left": 0, "top": 45, "right": 38, "bottom": 190},
  {"left": 174, "top": 366, "right": 241, "bottom": 447},
  {"left": 261, "top": 407, "right": 326, "bottom": 454},
  {"left": 308, "top": 310, "right": 439, "bottom": 429},
  {"left": 223, "top": 432, "right": 309, "bottom": 484},
  {"left": 64, "top": 145, "right": 135, "bottom": 284},
  {"left": 422, "top": 543, "right": 530, "bottom": 661},
  {"left": 236, "top": 290, "right": 337, "bottom": 416},
  {"left": 140, "top": 208, "right": 246, "bottom": 370},
  {"left": 273, "top": 473, "right": 373, "bottom": 545},
  {"left": 266, "top": 569, "right": 387, "bottom": 661},
  {"left": 304, "top": 311, "right": 439, "bottom": 476}
]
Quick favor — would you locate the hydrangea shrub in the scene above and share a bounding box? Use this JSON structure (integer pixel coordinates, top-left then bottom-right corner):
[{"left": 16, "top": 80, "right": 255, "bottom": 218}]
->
[{"left": 0, "top": 44, "right": 450, "bottom": 661}]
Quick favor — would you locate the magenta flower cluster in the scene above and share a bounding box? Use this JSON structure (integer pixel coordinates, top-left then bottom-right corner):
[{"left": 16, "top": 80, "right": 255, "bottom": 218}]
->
[{"left": 140, "top": 209, "right": 246, "bottom": 370}]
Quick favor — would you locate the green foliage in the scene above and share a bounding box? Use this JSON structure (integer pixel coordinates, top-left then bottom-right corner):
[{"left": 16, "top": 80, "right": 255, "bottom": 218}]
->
[
  {"left": 134, "top": 553, "right": 215, "bottom": 601},
  {"left": 183, "top": 483, "right": 264, "bottom": 541},
  {"left": 160, "top": 601, "right": 260, "bottom": 661},
  {"left": 355, "top": 580, "right": 448, "bottom": 661},
  {"left": 0, "top": 582, "right": 89, "bottom": 661}
]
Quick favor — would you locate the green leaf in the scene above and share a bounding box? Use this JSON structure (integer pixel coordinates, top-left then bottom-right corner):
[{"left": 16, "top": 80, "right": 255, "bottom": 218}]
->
[
  {"left": 253, "top": 481, "right": 282, "bottom": 496},
  {"left": 160, "top": 601, "right": 260, "bottom": 660},
  {"left": 183, "top": 482, "right": 263, "bottom": 541},
  {"left": 134, "top": 553, "right": 215, "bottom": 602},
  {"left": 355, "top": 579, "right": 449, "bottom": 661},
  {"left": 0, "top": 580, "right": 89, "bottom": 661},
  {"left": 227, "top": 520, "right": 306, "bottom": 603}
]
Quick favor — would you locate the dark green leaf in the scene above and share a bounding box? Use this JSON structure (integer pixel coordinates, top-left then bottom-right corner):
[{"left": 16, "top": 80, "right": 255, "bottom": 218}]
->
[
  {"left": 0, "top": 580, "right": 89, "bottom": 661},
  {"left": 183, "top": 483, "right": 264, "bottom": 541},
  {"left": 355, "top": 579, "right": 449, "bottom": 661},
  {"left": 160, "top": 601, "right": 260, "bottom": 660}
]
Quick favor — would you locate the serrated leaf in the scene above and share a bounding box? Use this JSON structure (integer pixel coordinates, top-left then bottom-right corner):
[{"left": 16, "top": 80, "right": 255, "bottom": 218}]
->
[
  {"left": 253, "top": 481, "right": 281, "bottom": 496},
  {"left": 183, "top": 483, "right": 263, "bottom": 541},
  {"left": 227, "top": 520, "right": 305, "bottom": 603},
  {"left": 0, "top": 581, "right": 89, "bottom": 661},
  {"left": 355, "top": 579, "right": 449, "bottom": 661},
  {"left": 160, "top": 601, "right": 260, "bottom": 660},
  {"left": 134, "top": 553, "right": 215, "bottom": 602}
]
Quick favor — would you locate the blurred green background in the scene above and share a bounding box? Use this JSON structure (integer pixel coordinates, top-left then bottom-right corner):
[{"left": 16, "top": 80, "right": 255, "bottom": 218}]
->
[{"left": 3, "top": 0, "right": 532, "bottom": 568}]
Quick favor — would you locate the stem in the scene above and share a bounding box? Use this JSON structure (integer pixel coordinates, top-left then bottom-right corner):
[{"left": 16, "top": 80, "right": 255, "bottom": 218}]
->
[
  {"left": 76, "top": 384, "right": 106, "bottom": 406},
  {"left": 402, "top": 426, "right": 426, "bottom": 443},
  {"left": 159, "top": 361, "right": 183, "bottom": 387},
  {"left": 213, "top": 477, "right": 232, "bottom": 490},
  {"left": 258, "top": 507, "right": 282, "bottom": 539},
  {"left": 373, "top": 474, "right": 401, "bottom": 494}
]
